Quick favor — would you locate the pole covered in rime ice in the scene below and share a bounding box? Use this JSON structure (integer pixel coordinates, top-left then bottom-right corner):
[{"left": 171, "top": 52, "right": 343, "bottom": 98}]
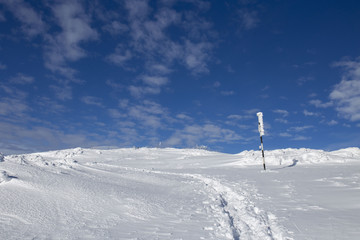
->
[{"left": 257, "top": 112, "right": 266, "bottom": 170}]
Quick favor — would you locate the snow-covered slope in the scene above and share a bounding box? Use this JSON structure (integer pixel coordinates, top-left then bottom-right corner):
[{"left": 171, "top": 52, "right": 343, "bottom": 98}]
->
[{"left": 0, "top": 147, "right": 359, "bottom": 239}]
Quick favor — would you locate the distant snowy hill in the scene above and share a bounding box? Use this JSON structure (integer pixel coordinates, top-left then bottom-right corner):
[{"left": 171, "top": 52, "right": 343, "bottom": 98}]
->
[{"left": 1, "top": 147, "right": 359, "bottom": 239}]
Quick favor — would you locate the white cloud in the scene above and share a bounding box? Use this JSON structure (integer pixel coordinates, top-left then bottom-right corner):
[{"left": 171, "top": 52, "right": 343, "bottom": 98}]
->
[
  {"left": 0, "top": 82, "right": 30, "bottom": 117},
  {"left": 106, "top": 80, "right": 123, "bottom": 91},
  {"left": 50, "top": 84, "right": 72, "bottom": 101},
  {"left": 327, "top": 120, "right": 338, "bottom": 126},
  {"left": 182, "top": 9, "right": 213, "bottom": 40},
  {"left": 102, "top": 0, "right": 217, "bottom": 98},
  {"left": 0, "top": 62, "right": 7, "bottom": 70},
  {"left": 122, "top": 0, "right": 215, "bottom": 74},
  {"left": 184, "top": 40, "right": 212, "bottom": 74},
  {"left": 273, "top": 109, "right": 289, "bottom": 117},
  {"left": 106, "top": 45, "right": 132, "bottom": 67},
  {"left": 330, "top": 57, "right": 360, "bottom": 121},
  {"left": 261, "top": 85, "right": 270, "bottom": 91},
  {"left": 279, "top": 132, "right": 291, "bottom": 137},
  {"left": 289, "top": 125, "right": 313, "bottom": 132},
  {"left": 227, "top": 115, "right": 244, "bottom": 120},
  {"left": 213, "top": 81, "right": 221, "bottom": 88},
  {"left": 35, "top": 97, "right": 66, "bottom": 114},
  {"left": 275, "top": 118, "right": 288, "bottom": 124},
  {"left": 125, "top": 2, "right": 181, "bottom": 55},
  {"left": 108, "top": 109, "right": 124, "bottom": 119},
  {"left": 102, "top": 21, "right": 128, "bottom": 35},
  {"left": 0, "top": 0, "right": 45, "bottom": 38},
  {"left": 292, "top": 135, "right": 311, "bottom": 141},
  {"left": 144, "top": 9, "right": 181, "bottom": 40},
  {"left": 44, "top": 1, "right": 98, "bottom": 78},
  {"left": 9, "top": 73, "right": 34, "bottom": 84},
  {"left": 118, "top": 99, "right": 129, "bottom": 108},
  {"left": 127, "top": 101, "right": 166, "bottom": 129},
  {"left": 43, "top": 41, "right": 78, "bottom": 79},
  {"left": 244, "top": 108, "right": 260, "bottom": 115},
  {"left": 297, "top": 76, "right": 314, "bottom": 86},
  {"left": 81, "top": 96, "right": 103, "bottom": 107},
  {"left": 146, "top": 63, "right": 172, "bottom": 75},
  {"left": 176, "top": 113, "right": 192, "bottom": 121},
  {"left": 111, "top": 100, "right": 171, "bottom": 130},
  {"left": 0, "top": 81, "right": 103, "bottom": 154},
  {"left": 0, "top": 97, "right": 29, "bottom": 117},
  {"left": 309, "top": 99, "right": 333, "bottom": 108},
  {"left": 259, "top": 94, "right": 269, "bottom": 99},
  {"left": 164, "top": 123, "right": 242, "bottom": 147},
  {"left": 220, "top": 90, "right": 235, "bottom": 96},
  {"left": 303, "top": 109, "right": 320, "bottom": 117},
  {"left": 227, "top": 109, "right": 258, "bottom": 120},
  {"left": 105, "top": 0, "right": 216, "bottom": 97},
  {"left": 128, "top": 75, "right": 169, "bottom": 98},
  {"left": 0, "top": 11, "right": 5, "bottom": 21},
  {"left": 141, "top": 75, "right": 168, "bottom": 86},
  {"left": 125, "top": 0, "right": 150, "bottom": 20},
  {"left": 0, "top": 121, "right": 114, "bottom": 155},
  {"left": 226, "top": 65, "right": 235, "bottom": 73},
  {"left": 0, "top": 82, "right": 28, "bottom": 99},
  {"left": 238, "top": 9, "right": 259, "bottom": 30},
  {"left": 52, "top": 1, "right": 98, "bottom": 61},
  {"left": 128, "top": 85, "right": 161, "bottom": 98}
]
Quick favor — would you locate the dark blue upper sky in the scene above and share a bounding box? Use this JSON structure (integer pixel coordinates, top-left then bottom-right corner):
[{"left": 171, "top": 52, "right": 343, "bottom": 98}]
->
[{"left": 1, "top": 0, "right": 360, "bottom": 154}]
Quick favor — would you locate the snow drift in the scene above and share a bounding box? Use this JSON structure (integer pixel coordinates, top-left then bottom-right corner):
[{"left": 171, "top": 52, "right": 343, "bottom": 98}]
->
[{"left": 236, "top": 147, "right": 360, "bottom": 166}]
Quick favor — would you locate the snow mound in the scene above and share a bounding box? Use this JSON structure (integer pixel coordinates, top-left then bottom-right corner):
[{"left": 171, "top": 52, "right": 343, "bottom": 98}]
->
[
  {"left": 0, "top": 153, "right": 4, "bottom": 162},
  {"left": 235, "top": 147, "right": 360, "bottom": 166},
  {"left": 0, "top": 171, "right": 13, "bottom": 183},
  {"left": 4, "top": 147, "right": 84, "bottom": 168}
]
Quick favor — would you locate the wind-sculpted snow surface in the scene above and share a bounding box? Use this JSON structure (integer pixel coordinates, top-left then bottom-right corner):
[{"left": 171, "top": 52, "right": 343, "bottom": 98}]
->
[
  {"left": 236, "top": 147, "right": 360, "bottom": 166},
  {"left": 0, "top": 147, "right": 359, "bottom": 239}
]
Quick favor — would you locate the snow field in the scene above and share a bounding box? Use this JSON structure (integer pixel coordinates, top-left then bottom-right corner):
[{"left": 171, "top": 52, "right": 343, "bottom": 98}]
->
[{"left": 0, "top": 147, "right": 359, "bottom": 239}]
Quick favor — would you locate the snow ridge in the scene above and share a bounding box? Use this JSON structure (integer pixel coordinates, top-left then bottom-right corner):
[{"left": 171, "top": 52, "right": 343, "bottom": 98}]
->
[{"left": 235, "top": 147, "right": 360, "bottom": 166}]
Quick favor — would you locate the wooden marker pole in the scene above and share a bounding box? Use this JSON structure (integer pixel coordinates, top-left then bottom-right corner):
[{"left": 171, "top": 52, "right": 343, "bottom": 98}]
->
[
  {"left": 257, "top": 112, "right": 266, "bottom": 171},
  {"left": 260, "top": 135, "right": 266, "bottom": 170}
]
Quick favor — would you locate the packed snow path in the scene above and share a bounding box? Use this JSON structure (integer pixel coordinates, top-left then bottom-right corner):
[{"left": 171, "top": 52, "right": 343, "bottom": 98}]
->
[{"left": 1, "top": 147, "right": 359, "bottom": 239}]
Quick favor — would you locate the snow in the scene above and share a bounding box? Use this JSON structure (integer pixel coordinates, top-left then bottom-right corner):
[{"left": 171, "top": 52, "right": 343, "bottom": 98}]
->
[{"left": 0, "top": 147, "right": 359, "bottom": 239}]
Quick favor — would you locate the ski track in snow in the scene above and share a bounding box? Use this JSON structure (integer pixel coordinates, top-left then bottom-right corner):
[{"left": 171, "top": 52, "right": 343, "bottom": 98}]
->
[{"left": 189, "top": 174, "right": 285, "bottom": 240}]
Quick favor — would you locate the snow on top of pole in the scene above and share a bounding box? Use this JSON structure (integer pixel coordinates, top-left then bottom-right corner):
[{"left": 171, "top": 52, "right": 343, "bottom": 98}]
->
[{"left": 257, "top": 112, "right": 265, "bottom": 136}]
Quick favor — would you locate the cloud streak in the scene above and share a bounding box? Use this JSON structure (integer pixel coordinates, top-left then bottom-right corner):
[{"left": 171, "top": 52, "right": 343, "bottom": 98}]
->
[
  {"left": 0, "top": 0, "right": 45, "bottom": 38},
  {"left": 331, "top": 57, "right": 360, "bottom": 121},
  {"left": 104, "top": 0, "right": 216, "bottom": 97},
  {"left": 9, "top": 73, "right": 34, "bottom": 84},
  {"left": 44, "top": 0, "right": 98, "bottom": 79},
  {"left": 164, "top": 123, "right": 242, "bottom": 147}
]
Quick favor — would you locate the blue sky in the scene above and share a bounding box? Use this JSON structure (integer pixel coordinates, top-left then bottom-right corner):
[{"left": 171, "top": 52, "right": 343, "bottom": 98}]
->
[{"left": 1, "top": 0, "right": 360, "bottom": 154}]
